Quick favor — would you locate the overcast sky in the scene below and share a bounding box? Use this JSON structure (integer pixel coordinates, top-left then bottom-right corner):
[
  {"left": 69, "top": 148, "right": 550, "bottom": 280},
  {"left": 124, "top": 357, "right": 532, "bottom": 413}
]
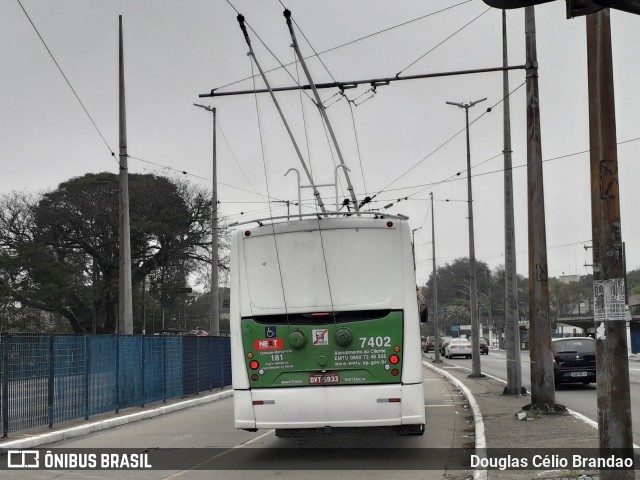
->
[{"left": 2, "top": 0, "right": 639, "bottom": 286}]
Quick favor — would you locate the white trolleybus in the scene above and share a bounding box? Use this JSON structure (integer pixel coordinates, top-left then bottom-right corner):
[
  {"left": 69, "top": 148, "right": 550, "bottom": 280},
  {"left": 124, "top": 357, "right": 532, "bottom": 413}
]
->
[{"left": 229, "top": 212, "right": 426, "bottom": 435}]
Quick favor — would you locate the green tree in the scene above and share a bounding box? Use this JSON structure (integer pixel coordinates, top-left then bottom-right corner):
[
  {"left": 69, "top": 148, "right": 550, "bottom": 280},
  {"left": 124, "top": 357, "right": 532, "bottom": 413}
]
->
[{"left": 0, "top": 173, "right": 227, "bottom": 333}]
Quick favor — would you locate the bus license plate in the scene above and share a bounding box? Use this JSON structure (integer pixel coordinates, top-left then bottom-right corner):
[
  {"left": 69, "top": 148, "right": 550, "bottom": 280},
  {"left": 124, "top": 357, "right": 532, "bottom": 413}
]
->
[
  {"left": 309, "top": 372, "right": 340, "bottom": 385},
  {"left": 571, "top": 371, "right": 588, "bottom": 377}
]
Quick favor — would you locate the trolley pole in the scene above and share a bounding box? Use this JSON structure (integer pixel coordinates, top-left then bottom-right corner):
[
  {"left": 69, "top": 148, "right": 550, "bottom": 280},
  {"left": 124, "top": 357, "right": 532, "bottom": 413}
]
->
[
  {"left": 446, "top": 98, "right": 486, "bottom": 378},
  {"left": 586, "top": 10, "right": 633, "bottom": 478}
]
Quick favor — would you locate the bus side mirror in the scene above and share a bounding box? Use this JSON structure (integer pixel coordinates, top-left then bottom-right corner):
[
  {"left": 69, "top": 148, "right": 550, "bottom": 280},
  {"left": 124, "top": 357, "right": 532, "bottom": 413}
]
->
[{"left": 420, "top": 306, "right": 428, "bottom": 323}]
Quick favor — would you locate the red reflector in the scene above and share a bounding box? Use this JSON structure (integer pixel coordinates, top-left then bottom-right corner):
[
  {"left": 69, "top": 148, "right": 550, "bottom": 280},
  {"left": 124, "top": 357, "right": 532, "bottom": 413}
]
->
[
  {"left": 252, "top": 400, "right": 264, "bottom": 405},
  {"left": 386, "top": 221, "right": 393, "bottom": 228},
  {"left": 388, "top": 398, "right": 401, "bottom": 403},
  {"left": 249, "top": 360, "right": 259, "bottom": 370},
  {"left": 244, "top": 230, "right": 251, "bottom": 237},
  {"left": 310, "top": 312, "right": 331, "bottom": 317},
  {"left": 391, "top": 369, "right": 399, "bottom": 377},
  {"left": 389, "top": 354, "right": 400, "bottom": 365},
  {"left": 251, "top": 374, "right": 259, "bottom": 381}
]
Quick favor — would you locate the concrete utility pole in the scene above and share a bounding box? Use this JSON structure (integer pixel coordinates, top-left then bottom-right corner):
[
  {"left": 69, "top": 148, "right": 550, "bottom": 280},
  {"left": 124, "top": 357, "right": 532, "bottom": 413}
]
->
[
  {"left": 118, "top": 15, "right": 133, "bottom": 335},
  {"left": 431, "top": 192, "right": 441, "bottom": 363},
  {"left": 502, "top": 9, "right": 524, "bottom": 396},
  {"left": 586, "top": 10, "right": 633, "bottom": 478},
  {"left": 446, "top": 98, "right": 486, "bottom": 378},
  {"left": 194, "top": 104, "right": 220, "bottom": 337},
  {"left": 524, "top": 6, "right": 555, "bottom": 411}
]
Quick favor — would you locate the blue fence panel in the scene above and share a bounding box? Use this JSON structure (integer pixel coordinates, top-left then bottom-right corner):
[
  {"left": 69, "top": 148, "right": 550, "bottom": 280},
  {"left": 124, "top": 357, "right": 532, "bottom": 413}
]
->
[
  {"left": 1, "top": 334, "right": 230, "bottom": 437},
  {"left": 221, "top": 338, "right": 231, "bottom": 387},
  {"left": 210, "top": 337, "right": 223, "bottom": 390},
  {"left": 6, "top": 334, "right": 49, "bottom": 434},
  {"left": 1, "top": 335, "right": 4, "bottom": 435},
  {"left": 53, "top": 336, "right": 86, "bottom": 425},
  {"left": 182, "top": 336, "right": 198, "bottom": 396},
  {"left": 198, "top": 337, "right": 212, "bottom": 391},
  {"left": 164, "top": 336, "right": 183, "bottom": 399},
  {"left": 118, "top": 336, "right": 143, "bottom": 409},
  {"left": 143, "top": 336, "right": 164, "bottom": 404},
  {"left": 87, "top": 335, "right": 117, "bottom": 416}
]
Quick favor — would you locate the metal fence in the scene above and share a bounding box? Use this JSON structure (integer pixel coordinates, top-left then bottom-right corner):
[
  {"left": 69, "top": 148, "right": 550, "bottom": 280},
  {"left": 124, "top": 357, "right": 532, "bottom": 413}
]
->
[{"left": 0, "top": 334, "right": 231, "bottom": 437}]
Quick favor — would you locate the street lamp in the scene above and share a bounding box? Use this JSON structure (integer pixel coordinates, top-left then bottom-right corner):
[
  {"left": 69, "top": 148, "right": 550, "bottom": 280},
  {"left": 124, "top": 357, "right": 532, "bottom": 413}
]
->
[
  {"left": 446, "top": 98, "right": 486, "bottom": 379},
  {"left": 411, "top": 227, "right": 421, "bottom": 269}
]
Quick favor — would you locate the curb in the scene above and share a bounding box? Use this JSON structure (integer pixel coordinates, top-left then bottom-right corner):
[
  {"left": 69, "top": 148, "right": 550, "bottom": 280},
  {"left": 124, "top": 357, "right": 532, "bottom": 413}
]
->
[
  {"left": 423, "top": 360, "right": 487, "bottom": 480},
  {"left": 0, "top": 389, "right": 233, "bottom": 450}
]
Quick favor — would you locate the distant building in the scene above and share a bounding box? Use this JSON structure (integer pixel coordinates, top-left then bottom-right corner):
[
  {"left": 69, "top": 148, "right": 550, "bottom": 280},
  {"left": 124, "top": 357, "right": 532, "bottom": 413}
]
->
[{"left": 558, "top": 274, "right": 581, "bottom": 284}]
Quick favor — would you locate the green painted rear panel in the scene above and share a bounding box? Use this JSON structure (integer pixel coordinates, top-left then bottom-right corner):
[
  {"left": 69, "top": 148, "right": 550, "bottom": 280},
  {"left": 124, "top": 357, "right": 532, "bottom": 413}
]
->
[{"left": 241, "top": 311, "right": 404, "bottom": 388}]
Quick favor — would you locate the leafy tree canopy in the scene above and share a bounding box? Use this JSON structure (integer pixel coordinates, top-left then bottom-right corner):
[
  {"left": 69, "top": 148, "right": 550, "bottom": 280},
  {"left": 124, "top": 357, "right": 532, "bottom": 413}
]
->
[{"left": 0, "top": 172, "right": 226, "bottom": 333}]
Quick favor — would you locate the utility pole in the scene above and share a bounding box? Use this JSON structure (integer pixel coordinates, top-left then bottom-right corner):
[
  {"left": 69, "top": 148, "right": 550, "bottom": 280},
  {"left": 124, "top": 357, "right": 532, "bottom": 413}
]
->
[
  {"left": 446, "top": 98, "right": 486, "bottom": 378},
  {"left": 524, "top": 6, "right": 556, "bottom": 412},
  {"left": 194, "top": 103, "right": 220, "bottom": 336},
  {"left": 502, "top": 9, "right": 524, "bottom": 396},
  {"left": 431, "top": 192, "right": 441, "bottom": 363},
  {"left": 118, "top": 15, "right": 133, "bottom": 335},
  {"left": 586, "top": 9, "right": 633, "bottom": 478}
]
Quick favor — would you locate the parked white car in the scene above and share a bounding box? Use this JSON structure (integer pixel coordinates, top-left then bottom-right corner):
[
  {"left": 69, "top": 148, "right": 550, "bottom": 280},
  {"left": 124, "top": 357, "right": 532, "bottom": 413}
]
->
[{"left": 444, "top": 338, "right": 472, "bottom": 359}]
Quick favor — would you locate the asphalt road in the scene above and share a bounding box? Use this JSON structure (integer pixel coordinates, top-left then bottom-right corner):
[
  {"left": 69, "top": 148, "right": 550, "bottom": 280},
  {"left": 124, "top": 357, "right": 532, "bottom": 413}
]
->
[
  {"left": 1, "top": 365, "right": 474, "bottom": 479},
  {"left": 426, "top": 348, "right": 640, "bottom": 447}
]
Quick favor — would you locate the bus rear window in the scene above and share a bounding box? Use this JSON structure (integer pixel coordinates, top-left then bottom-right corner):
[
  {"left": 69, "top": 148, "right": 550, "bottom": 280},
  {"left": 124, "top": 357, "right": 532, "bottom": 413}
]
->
[{"left": 244, "top": 310, "right": 394, "bottom": 325}]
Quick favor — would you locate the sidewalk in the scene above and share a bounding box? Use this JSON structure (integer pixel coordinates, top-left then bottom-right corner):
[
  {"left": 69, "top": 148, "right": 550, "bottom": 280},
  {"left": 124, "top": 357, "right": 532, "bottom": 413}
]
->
[{"left": 424, "top": 354, "right": 640, "bottom": 480}]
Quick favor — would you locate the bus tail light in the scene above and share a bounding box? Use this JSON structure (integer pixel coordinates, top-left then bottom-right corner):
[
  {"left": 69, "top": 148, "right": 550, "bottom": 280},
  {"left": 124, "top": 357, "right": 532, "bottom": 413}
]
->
[
  {"left": 249, "top": 360, "right": 259, "bottom": 370},
  {"left": 389, "top": 354, "right": 400, "bottom": 365},
  {"left": 391, "top": 369, "right": 399, "bottom": 377}
]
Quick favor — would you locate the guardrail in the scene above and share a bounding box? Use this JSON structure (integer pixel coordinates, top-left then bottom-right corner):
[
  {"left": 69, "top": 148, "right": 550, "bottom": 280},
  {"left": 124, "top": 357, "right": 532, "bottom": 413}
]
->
[{"left": 0, "top": 333, "right": 231, "bottom": 437}]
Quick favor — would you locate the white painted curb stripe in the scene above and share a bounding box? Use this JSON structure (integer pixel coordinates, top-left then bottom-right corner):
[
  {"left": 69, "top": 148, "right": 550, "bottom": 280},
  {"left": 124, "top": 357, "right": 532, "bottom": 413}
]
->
[
  {"left": 0, "top": 389, "right": 233, "bottom": 450},
  {"left": 423, "top": 360, "right": 487, "bottom": 480}
]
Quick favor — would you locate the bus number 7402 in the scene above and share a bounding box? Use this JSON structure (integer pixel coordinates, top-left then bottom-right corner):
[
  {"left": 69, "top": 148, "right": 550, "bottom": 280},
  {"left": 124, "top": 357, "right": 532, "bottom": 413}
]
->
[{"left": 359, "top": 336, "right": 392, "bottom": 348}]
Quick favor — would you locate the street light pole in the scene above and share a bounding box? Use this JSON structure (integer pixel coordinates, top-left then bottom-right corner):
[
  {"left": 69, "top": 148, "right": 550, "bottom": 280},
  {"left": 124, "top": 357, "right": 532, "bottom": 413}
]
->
[
  {"left": 446, "top": 98, "right": 486, "bottom": 378},
  {"left": 431, "top": 192, "right": 441, "bottom": 363},
  {"left": 194, "top": 103, "right": 220, "bottom": 336}
]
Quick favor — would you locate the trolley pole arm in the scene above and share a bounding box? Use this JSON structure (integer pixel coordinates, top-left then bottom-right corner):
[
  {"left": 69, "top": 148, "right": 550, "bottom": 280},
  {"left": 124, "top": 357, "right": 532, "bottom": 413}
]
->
[
  {"left": 236, "top": 14, "right": 327, "bottom": 214},
  {"left": 283, "top": 9, "right": 360, "bottom": 213}
]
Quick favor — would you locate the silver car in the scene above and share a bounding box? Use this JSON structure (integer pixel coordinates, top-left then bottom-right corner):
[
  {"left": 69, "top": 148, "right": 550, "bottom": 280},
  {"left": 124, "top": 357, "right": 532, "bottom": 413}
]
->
[{"left": 444, "top": 338, "right": 472, "bottom": 359}]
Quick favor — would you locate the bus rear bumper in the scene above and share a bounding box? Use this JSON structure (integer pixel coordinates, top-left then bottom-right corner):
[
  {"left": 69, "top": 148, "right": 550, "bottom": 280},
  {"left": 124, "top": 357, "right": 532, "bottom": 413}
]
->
[{"left": 234, "top": 383, "right": 425, "bottom": 430}]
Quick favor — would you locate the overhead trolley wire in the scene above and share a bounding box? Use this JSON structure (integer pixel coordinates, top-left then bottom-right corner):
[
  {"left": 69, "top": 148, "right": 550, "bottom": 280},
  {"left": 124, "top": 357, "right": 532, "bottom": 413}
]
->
[
  {"left": 16, "top": 0, "right": 117, "bottom": 163},
  {"left": 216, "top": 1, "right": 473, "bottom": 93},
  {"left": 368, "top": 81, "right": 526, "bottom": 204},
  {"left": 395, "top": 7, "right": 493, "bottom": 77}
]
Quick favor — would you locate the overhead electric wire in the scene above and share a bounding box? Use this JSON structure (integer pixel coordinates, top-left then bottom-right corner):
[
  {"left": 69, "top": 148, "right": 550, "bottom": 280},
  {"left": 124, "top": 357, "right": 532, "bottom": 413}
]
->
[
  {"left": 216, "top": 1, "right": 473, "bottom": 92},
  {"left": 396, "top": 7, "right": 492, "bottom": 77},
  {"left": 347, "top": 101, "right": 369, "bottom": 197},
  {"left": 217, "top": 120, "right": 262, "bottom": 195},
  {"left": 16, "top": 0, "right": 117, "bottom": 163},
  {"left": 226, "top": 0, "right": 315, "bottom": 105},
  {"left": 370, "top": 81, "right": 526, "bottom": 202},
  {"left": 126, "top": 154, "right": 275, "bottom": 199}
]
